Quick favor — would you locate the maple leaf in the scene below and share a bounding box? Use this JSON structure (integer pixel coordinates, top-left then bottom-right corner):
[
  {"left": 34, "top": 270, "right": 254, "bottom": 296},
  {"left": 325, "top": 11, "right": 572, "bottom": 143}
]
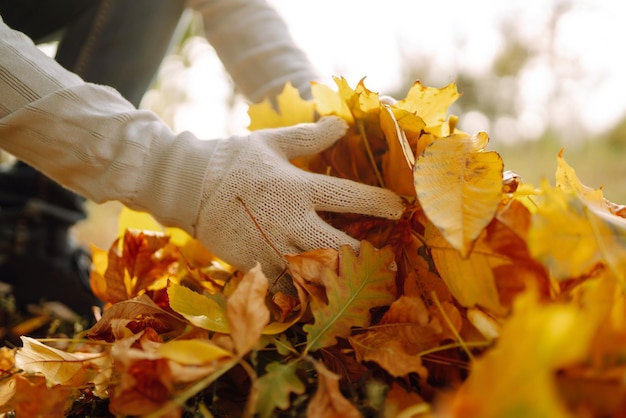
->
[
  {"left": 395, "top": 81, "right": 460, "bottom": 135},
  {"left": 304, "top": 241, "right": 397, "bottom": 353},
  {"left": 415, "top": 132, "right": 504, "bottom": 256},
  {"left": 306, "top": 361, "right": 362, "bottom": 418},
  {"left": 254, "top": 361, "right": 305, "bottom": 418},
  {"left": 226, "top": 262, "right": 270, "bottom": 355},
  {"left": 248, "top": 82, "right": 315, "bottom": 130},
  {"left": 90, "top": 229, "right": 180, "bottom": 304}
]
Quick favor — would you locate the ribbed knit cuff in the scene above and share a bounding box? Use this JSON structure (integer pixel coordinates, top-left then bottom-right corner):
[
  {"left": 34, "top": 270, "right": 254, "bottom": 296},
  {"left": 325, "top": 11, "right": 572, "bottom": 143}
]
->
[{"left": 134, "top": 128, "right": 219, "bottom": 235}]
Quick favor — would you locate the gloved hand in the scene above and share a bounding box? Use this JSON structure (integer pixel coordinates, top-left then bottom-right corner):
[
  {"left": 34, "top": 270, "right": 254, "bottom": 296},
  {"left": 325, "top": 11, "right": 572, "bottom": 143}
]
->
[{"left": 196, "top": 116, "right": 404, "bottom": 291}]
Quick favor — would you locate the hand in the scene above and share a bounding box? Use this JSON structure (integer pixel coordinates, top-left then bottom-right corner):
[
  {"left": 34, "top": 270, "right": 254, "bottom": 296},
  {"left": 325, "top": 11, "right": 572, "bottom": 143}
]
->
[{"left": 196, "top": 116, "right": 404, "bottom": 291}]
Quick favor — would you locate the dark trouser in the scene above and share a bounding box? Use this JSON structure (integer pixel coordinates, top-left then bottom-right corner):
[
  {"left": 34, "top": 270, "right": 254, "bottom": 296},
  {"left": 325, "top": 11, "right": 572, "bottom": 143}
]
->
[{"left": 0, "top": 0, "right": 186, "bottom": 314}]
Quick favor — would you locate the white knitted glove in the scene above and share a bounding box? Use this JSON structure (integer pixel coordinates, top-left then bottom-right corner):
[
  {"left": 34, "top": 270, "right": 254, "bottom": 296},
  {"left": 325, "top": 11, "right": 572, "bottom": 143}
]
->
[{"left": 196, "top": 116, "right": 404, "bottom": 291}]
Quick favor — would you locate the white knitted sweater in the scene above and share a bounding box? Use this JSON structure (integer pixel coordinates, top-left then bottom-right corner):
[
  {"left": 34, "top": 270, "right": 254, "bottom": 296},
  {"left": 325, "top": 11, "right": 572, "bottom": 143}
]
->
[{"left": 0, "top": 0, "right": 318, "bottom": 236}]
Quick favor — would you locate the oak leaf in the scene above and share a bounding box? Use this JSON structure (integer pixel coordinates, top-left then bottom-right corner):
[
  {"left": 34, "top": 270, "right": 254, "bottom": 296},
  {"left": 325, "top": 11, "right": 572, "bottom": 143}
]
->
[
  {"left": 254, "top": 361, "right": 305, "bottom": 418},
  {"left": 415, "top": 132, "right": 504, "bottom": 256},
  {"left": 304, "top": 241, "right": 397, "bottom": 352}
]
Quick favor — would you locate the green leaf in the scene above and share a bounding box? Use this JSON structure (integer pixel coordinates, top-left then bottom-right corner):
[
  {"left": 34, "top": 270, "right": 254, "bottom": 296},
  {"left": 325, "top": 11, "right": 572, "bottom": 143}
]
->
[
  {"left": 304, "top": 241, "right": 397, "bottom": 352},
  {"left": 167, "top": 281, "right": 229, "bottom": 333},
  {"left": 255, "top": 361, "right": 305, "bottom": 418}
]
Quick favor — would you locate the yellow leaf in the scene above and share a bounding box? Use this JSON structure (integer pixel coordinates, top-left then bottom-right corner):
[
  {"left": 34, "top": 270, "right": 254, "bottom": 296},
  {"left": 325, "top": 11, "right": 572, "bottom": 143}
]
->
[
  {"left": 528, "top": 181, "right": 626, "bottom": 282},
  {"left": 444, "top": 289, "right": 595, "bottom": 418},
  {"left": 415, "top": 132, "right": 503, "bottom": 256},
  {"left": 248, "top": 82, "right": 315, "bottom": 130},
  {"left": 226, "top": 262, "right": 270, "bottom": 355},
  {"left": 425, "top": 221, "right": 507, "bottom": 315},
  {"left": 311, "top": 79, "right": 354, "bottom": 123},
  {"left": 396, "top": 81, "right": 460, "bottom": 130},
  {"left": 168, "top": 281, "right": 230, "bottom": 333},
  {"left": 117, "top": 205, "right": 164, "bottom": 238},
  {"left": 15, "top": 337, "right": 110, "bottom": 387},
  {"left": 156, "top": 339, "right": 233, "bottom": 365}
]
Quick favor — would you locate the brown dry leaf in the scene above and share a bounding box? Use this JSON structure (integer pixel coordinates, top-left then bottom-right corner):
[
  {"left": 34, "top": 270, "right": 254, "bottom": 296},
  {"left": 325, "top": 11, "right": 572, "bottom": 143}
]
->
[
  {"left": 0, "top": 374, "right": 76, "bottom": 417},
  {"left": 226, "top": 262, "right": 270, "bottom": 355},
  {"left": 286, "top": 247, "right": 338, "bottom": 304},
  {"left": 350, "top": 333, "right": 429, "bottom": 378},
  {"left": 415, "top": 132, "right": 503, "bottom": 256},
  {"left": 349, "top": 277, "right": 461, "bottom": 379},
  {"left": 307, "top": 361, "right": 362, "bottom": 418},
  {"left": 87, "top": 294, "right": 186, "bottom": 341}
]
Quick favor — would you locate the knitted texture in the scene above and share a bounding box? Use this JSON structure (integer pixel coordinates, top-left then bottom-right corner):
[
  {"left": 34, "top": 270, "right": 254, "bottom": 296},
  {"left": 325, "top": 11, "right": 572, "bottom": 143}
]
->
[{"left": 196, "top": 116, "right": 404, "bottom": 292}]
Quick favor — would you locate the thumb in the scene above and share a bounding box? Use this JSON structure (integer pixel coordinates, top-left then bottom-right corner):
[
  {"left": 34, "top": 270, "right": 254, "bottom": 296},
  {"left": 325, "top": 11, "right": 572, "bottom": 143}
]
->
[{"left": 263, "top": 116, "right": 348, "bottom": 159}]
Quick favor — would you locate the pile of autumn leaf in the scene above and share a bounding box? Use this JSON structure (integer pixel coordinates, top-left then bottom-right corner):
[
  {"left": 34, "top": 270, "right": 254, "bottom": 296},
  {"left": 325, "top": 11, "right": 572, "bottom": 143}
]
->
[{"left": 3, "top": 78, "right": 626, "bottom": 417}]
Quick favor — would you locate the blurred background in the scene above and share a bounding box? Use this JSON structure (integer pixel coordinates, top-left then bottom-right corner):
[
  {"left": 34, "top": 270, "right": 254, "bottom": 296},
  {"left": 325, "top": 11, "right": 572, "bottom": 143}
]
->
[{"left": 77, "top": 0, "right": 626, "bottom": 247}]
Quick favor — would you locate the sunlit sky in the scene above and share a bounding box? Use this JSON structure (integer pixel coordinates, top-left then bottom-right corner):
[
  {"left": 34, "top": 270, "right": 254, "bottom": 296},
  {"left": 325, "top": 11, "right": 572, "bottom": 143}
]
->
[{"left": 160, "top": 0, "right": 626, "bottom": 144}]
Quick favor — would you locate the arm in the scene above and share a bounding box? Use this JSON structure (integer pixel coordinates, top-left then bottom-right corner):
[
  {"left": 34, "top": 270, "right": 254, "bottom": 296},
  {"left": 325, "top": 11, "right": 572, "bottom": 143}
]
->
[
  {"left": 0, "top": 17, "right": 214, "bottom": 233},
  {"left": 189, "top": 0, "right": 318, "bottom": 102},
  {"left": 0, "top": 17, "right": 403, "bottom": 287}
]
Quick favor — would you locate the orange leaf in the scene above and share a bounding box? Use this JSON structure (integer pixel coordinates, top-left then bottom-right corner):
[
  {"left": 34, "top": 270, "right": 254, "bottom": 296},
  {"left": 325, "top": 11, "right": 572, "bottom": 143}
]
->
[
  {"left": 306, "top": 361, "right": 361, "bottom": 418},
  {"left": 0, "top": 374, "right": 75, "bottom": 417},
  {"left": 226, "top": 263, "right": 270, "bottom": 355}
]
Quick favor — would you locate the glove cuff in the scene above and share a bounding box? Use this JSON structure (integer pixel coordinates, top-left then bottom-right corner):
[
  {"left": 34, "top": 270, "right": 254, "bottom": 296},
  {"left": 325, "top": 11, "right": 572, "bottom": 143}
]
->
[{"left": 135, "top": 129, "right": 219, "bottom": 234}]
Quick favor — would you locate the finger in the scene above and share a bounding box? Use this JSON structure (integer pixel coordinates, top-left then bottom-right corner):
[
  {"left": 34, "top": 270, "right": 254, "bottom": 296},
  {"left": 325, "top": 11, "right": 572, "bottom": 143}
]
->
[
  {"left": 293, "top": 211, "right": 361, "bottom": 253},
  {"left": 309, "top": 174, "right": 404, "bottom": 220},
  {"left": 263, "top": 116, "right": 348, "bottom": 159}
]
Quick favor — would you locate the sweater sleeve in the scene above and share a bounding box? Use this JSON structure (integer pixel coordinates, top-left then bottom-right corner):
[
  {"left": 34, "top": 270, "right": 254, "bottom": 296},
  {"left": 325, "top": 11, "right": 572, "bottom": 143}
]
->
[
  {"left": 0, "top": 17, "right": 215, "bottom": 235},
  {"left": 189, "top": 0, "right": 319, "bottom": 102}
]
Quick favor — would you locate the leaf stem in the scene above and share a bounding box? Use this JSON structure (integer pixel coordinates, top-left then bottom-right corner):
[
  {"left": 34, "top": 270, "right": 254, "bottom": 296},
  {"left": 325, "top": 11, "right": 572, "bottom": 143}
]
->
[
  {"left": 357, "top": 120, "right": 385, "bottom": 188},
  {"left": 431, "top": 291, "right": 475, "bottom": 361}
]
